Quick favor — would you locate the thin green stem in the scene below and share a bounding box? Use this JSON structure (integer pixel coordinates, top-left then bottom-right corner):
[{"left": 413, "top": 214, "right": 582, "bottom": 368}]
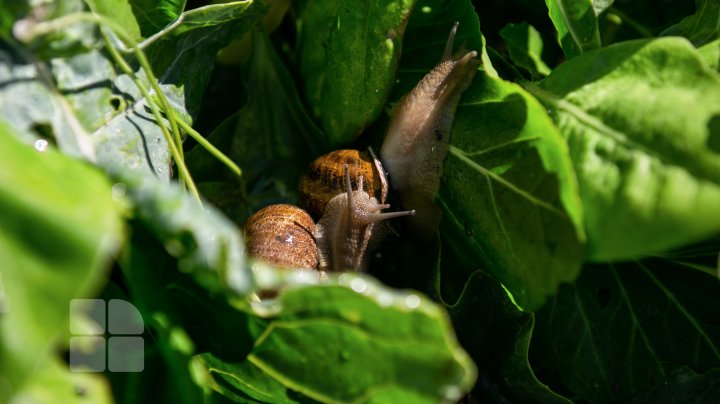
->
[
  {"left": 608, "top": 7, "right": 655, "bottom": 38},
  {"left": 99, "top": 30, "right": 200, "bottom": 202},
  {"left": 174, "top": 117, "right": 242, "bottom": 177}
]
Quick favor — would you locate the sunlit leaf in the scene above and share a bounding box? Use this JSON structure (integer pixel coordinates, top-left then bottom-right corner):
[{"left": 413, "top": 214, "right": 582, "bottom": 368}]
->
[
  {"left": 544, "top": 0, "right": 601, "bottom": 58},
  {"left": 296, "top": 0, "right": 416, "bottom": 145},
  {"left": 199, "top": 270, "right": 476, "bottom": 403},
  {"left": 0, "top": 123, "right": 123, "bottom": 401},
  {"left": 532, "top": 37, "right": 720, "bottom": 261}
]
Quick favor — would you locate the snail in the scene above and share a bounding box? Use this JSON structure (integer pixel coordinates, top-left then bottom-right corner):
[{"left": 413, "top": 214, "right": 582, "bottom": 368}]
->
[
  {"left": 243, "top": 22, "right": 478, "bottom": 271},
  {"left": 381, "top": 22, "right": 479, "bottom": 240},
  {"left": 244, "top": 150, "right": 414, "bottom": 273}
]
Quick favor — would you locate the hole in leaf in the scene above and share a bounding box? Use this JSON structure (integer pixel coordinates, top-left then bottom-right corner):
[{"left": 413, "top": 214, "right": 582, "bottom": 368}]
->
[
  {"left": 109, "top": 95, "right": 124, "bottom": 111},
  {"left": 596, "top": 286, "right": 611, "bottom": 308},
  {"left": 707, "top": 115, "right": 720, "bottom": 154},
  {"left": 29, "top": 122, "right": 56, "bottom": 145}
]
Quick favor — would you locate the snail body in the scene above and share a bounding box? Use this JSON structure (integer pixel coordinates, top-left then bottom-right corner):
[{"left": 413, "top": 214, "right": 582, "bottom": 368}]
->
[
  {"left": 316, "top": 164, "right": 414, "bottom": 272},
  {"left": 381, "top": 22, "right": 478, "bottom": 239}
]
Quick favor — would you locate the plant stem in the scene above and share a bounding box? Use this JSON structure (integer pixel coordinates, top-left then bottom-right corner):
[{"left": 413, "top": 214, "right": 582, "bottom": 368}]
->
[
  {"left": 608, "top": 7, "right": 655, "bottom": 38},
  {"left": 174, "top": 117, "right": 242, "bottom": 177}
]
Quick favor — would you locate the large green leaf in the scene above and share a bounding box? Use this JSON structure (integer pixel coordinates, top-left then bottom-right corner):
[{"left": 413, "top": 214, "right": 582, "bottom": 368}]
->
[
  {"left": 440, "top": 72, "right": 586, "bottom": 310},
  {"left": 531, "top": 248, "right": 720, "bottom": 402},
  {"left": 660, "top": 0, "right": 720, "bottom": 47},
  {"left": 0, "top": 123, "right": 123, "bottom": 402},
  {"left": 199, "top": 270, "right": 477, "bottom": 403},
  {"left": 544, "top": 0, "right": 601, "bottom": 59},
  {"left": 531, "top": 37, "right": 720, "bottom": 261},
  {"left": 296, "top": 0, "right": 416, "bottom": 145},
  {"left": 114, "top": 168, "right": 252, "bottom": 296},
  {"left": 447, "top": 270, "right": 569, "bottom": 403}
]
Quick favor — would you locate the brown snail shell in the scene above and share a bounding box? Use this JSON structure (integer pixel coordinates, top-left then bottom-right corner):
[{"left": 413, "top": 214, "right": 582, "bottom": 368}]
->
[
  {"left": 243, "top": 204, "right": 319, "bottom": 270},
  {"left": 299, "top": 149, "right": 386, "bottom": 219}
]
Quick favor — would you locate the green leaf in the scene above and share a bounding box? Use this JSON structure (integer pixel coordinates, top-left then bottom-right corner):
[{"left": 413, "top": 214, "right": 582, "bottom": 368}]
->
[
  {"left": 698, "top": 38, "right": 720, "bottom": 70},
  {"left": 499, "top": 22, "right": 552, "bottom": 79},
  {"left": 0, "top": 49, "right": 97, "bottom": 160},
  {"left": 0, "top": 123, "right": 123, "bottom": 401},
  {"left": 544, "top": 0, "right": 601, "bottom": 59},
  {"left": 532, "top": 252, "right": 720, "bottom": 402},
  {"left": 1, "top": 1, "right": 264, "bottom": 180},
  {"left": 532, "top": 37, "right": 720, "bottom": 261},
  {"left": 440, "top": 73, "right": 585, "bottom": 310},
  {"left": 12, "top": 356, "right": 112, "bottom": 404},
  {"left": 200, "top": 355, "right": 300, "bottom": 403},
  {"left": 200, "top": 271, "right": 476, "bottom": 403},
  {"left": 296, "top": 0, "right": 416, "bottom": 145},
  {"left": 632, "top": 367, "right": 720, "bottom": 403},
  {"left": 114, "top": 169, "right": 252, "bottom": 297},
  {"left": 132, "top": 0, "right": 186, "bottom": 38},
  {"left": 84, "top": 0, "right": 144, "bottom": 44},
  {"left": 660, "top": 0, "right": 720, "bottom": 47},
  {"left": 447, "top": 271, "right": 570, "bottom": 403}
]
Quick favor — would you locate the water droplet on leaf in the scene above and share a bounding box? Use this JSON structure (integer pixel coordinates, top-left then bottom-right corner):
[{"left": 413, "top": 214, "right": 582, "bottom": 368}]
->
[{"left": 33, "top": 138, "right": 48, "bottom": 152}]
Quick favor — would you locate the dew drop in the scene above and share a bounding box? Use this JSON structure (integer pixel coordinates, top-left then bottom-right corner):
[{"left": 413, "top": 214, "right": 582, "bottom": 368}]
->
[
  {"left": 404, "top": 294, "right": 421, "bottom": 309},
  {"left": 33, "top": 138, "right": 49, "bottom": 152},
  {"left": 0, "top": 274, "right": 9, "bottom": 314},
  {"left": 350, "top": 278, "right": 368, "bottom": 294},
  {"left": 111, "top": 183, "right": 127, "bottom": 199},
  {"left": 378, "top": 293, "right": 393, "bottom": 307},
  {"left": 442, "top": 386, "right": 462, "bottom": 401}
]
